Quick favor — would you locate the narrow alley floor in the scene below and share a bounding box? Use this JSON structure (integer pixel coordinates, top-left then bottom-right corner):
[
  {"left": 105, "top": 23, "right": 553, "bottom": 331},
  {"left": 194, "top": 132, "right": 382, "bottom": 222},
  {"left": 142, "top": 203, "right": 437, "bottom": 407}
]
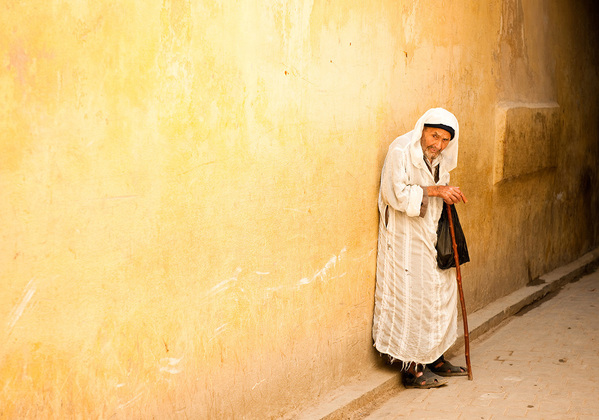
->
[{"left": 362, "top": 267, "right": 599, "bottom": 420}]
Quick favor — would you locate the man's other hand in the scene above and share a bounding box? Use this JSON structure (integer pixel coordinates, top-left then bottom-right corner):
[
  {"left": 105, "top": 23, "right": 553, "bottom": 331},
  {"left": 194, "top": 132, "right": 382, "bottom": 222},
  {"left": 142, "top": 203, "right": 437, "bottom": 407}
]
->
[{"left": 427, "top": 185, "right": 467, "bottom": 205}]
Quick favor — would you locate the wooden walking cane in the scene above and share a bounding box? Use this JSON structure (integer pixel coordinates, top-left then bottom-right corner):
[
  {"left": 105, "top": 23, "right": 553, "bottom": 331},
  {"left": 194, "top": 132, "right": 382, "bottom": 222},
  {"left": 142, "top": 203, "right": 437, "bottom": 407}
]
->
[{"left": 446, "top": 202, "right": 473, "bottom": 380}]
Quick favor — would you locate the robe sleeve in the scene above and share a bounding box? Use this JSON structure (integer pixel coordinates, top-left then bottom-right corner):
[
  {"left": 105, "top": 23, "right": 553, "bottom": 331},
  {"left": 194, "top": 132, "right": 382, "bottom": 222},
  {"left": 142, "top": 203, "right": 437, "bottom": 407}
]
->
[{"left": 380, "top": 146, "right": 424, "bottom": 217}]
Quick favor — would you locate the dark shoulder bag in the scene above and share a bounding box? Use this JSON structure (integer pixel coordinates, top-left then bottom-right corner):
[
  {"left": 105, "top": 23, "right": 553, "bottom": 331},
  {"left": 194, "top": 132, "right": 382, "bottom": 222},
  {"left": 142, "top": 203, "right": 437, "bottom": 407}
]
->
[{"left": 436, "top": 204, "right": 470, "bottom": 269}]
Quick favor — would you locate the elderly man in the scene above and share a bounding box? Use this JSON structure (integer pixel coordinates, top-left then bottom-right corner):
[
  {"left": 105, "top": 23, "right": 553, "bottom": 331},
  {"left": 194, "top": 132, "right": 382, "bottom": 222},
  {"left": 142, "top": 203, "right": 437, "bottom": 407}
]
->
[{"left": 372, "top": 108, "right": 468, "bottom": 389}]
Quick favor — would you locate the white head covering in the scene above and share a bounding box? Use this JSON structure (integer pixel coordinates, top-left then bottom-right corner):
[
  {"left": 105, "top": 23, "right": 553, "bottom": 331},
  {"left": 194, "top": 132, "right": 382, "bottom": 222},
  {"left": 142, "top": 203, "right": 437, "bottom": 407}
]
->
[{"left": 408, "top": 107, "right": 460, "bottom": 173}]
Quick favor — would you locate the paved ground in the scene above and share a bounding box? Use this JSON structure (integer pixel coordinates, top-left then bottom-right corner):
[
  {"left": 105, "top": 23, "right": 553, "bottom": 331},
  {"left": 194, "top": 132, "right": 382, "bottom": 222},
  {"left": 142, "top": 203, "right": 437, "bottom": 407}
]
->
[{"left": 363, "top": 268, "right": 599, "bottom": 420}]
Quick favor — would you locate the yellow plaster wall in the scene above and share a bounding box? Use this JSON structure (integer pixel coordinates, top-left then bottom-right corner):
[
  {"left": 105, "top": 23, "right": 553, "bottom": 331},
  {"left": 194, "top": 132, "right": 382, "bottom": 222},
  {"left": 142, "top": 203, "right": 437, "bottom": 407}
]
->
[{"left": 1, "top": 0, "right": 598, "bottom": 418}]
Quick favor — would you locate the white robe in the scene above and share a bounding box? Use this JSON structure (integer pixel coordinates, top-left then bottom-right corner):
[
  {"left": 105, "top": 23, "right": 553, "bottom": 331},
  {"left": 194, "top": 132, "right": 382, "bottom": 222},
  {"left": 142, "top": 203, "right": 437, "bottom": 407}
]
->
[{"left": 372, "top": 108, "right": 460, "bottom": 365}]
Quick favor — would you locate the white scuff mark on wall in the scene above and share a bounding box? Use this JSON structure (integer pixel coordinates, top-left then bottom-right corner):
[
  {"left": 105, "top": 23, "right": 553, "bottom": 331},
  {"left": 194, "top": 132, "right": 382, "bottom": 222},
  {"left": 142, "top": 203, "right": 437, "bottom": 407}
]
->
[
  {"left": 314, "top": 248, "right": 346, "bottom": 281},
  {"left": 118, "top": 392, "right": 143, "bottom": 410},
  {"left": 264, "top": 285, "right": 285, "bottom": 300},
  {"left": 202, "top": 267, "right": 242, "bottom": 301},
  {"left": 298, "top": 277, "right": 310, "bottom": 285},
  {"left": 296, "top": 247, "right": 347, "bottom": 287},
  {"left": 256, "top": 271, "right": 270, "bottom": 275},
  {"left": 366, "top": 246, "right": 376, "bottom": 258},
  {"left": 208, "top": 323, "right": 228, "bottom": 342},
  {"left": 265, "top": 285, "right": 284, "bottom": 293},
  {"left": 159, "top": 356, "right": 184, "bottom": 374},
  {"left": 353, "top": 245, "right": 377, "bottom": 261},
  {"left": 251, "top": 378, "right": 266, "bottom": 390},
  {"left": 7, "top": 278, "right": 37, "bottom": 332}
]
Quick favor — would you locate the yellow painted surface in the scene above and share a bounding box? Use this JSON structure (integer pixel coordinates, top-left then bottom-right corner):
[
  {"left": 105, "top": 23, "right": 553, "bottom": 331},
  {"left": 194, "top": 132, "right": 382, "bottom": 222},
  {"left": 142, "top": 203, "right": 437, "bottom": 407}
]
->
[{"left": 1, "top": 0, "right": 598, "bottom": 418}]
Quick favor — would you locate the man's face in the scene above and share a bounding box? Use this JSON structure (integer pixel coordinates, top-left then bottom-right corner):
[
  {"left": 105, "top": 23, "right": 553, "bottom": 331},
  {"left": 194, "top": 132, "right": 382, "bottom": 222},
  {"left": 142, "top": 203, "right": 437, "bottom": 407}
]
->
[{"left": 420, "top": 126, "right": 452, "bottom": 162}]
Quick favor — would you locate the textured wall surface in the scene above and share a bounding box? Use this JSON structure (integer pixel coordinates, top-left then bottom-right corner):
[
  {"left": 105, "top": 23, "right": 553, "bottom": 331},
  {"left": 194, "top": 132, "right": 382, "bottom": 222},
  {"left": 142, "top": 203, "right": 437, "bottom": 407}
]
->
[{"left": 1, "top": 0, "right": 598, "bottom": 418}]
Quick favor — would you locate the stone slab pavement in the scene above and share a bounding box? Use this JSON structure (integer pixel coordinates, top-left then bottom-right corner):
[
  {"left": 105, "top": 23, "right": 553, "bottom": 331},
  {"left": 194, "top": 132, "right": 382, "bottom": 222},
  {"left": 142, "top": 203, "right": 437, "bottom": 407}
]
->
[{"left": 362, "top": 267, "right": 599, "bottom": 420}]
